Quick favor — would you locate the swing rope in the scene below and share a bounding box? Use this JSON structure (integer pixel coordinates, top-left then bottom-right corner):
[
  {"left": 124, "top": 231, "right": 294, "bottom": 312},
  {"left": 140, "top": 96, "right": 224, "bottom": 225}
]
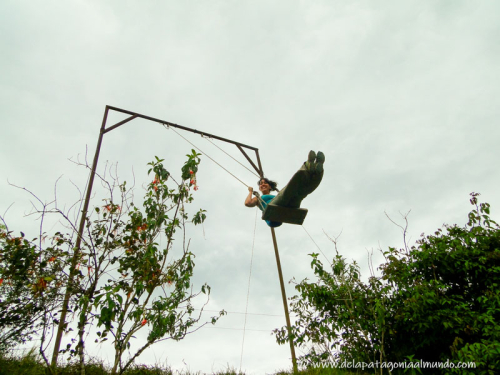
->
[
  {"left": 203, "top": 135, "right": 260, "bottom": 178},
  {"left": 301, "top": 224, "right": 332, "bottom": 266},
  {"left": 240, "top": 208, "right": 258, "bottom": 372},
  {"left": 164, "top": 124, "right": 250, "bottom": 188},
  {"left": 164, "top": 124, "right": 269, "bottom": 208}
]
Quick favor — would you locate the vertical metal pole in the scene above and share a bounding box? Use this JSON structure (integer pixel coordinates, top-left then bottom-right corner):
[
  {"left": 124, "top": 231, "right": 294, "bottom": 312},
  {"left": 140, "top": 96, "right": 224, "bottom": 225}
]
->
[
  {"left": 270, "top": 227, "right": 298, "bottom": 373},
  {"left": 255, "top": 150, "right": 264, "bottom": 178},
  {"left": 51, "top": 107, "right": 109, "bottom": 367}
]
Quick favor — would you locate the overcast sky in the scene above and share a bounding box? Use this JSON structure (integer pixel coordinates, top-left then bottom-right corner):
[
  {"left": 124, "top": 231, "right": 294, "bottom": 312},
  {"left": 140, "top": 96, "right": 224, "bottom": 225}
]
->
[{"left": 1, "top": 1, "right": 499, "bottom": 373}]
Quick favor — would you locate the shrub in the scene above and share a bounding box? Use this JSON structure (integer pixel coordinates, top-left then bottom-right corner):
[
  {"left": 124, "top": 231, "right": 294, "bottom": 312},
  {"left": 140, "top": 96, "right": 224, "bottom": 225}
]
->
[{"left": 275, "top": 193, "right": 500, "bottom": 374}]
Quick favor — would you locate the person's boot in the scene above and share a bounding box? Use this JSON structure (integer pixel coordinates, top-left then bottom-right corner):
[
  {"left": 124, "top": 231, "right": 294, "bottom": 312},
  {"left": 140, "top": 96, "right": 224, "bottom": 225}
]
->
[
  {"left": 315, "top": 151, "right": 325, "bottom": 173},
  {"left": 305, "top": 150, "right": 316, "bottom": 172}
]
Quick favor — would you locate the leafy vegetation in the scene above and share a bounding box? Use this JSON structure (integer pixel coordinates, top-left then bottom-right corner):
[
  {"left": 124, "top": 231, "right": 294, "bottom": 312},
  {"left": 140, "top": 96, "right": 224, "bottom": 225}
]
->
[
  {"left": 0, "top": 151, "right": 224, "bottom": 374},
  {"left": 275, "top": 193, "right": 500, "bottom": 374}
]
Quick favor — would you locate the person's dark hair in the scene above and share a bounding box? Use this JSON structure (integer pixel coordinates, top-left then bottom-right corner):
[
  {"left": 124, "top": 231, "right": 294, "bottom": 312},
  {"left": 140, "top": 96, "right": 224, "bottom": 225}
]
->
[{"left": 258, "top": 177, "right": 278, "bottom": 191}]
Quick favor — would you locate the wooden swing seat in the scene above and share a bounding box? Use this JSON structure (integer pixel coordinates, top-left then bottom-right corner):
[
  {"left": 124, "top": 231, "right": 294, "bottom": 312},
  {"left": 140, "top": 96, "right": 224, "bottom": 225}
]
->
[{"left": 262, "top": 204, "right": 308, "bottom": 225}]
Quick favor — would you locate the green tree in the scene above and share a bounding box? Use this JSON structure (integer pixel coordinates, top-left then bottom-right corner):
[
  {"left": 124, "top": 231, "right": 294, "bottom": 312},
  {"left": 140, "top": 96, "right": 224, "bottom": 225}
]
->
[
  {"left": 0, "top": 208, "right": 69, "bottom": 354},
  {"left": 1, "top": 151, "right": 224, "bottom": 375},
  {"left": 275, "top": 193, "right": 500, "bottom": 374},
  {"left": 381, "top": 193, "right": 500, "bottom": 373}
]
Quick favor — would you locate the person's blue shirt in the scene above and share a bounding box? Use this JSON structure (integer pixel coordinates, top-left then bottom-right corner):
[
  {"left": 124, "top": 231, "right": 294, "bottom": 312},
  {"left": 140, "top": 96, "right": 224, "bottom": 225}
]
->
[{"left": 258, "top": 194, "right": 282, "bottom": 227}]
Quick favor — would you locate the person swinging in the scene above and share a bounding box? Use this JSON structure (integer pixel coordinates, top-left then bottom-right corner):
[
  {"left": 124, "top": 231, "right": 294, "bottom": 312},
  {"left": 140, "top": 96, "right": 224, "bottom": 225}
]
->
[{"left": 244, "top": 150, "right": 325, "bottom": 227}]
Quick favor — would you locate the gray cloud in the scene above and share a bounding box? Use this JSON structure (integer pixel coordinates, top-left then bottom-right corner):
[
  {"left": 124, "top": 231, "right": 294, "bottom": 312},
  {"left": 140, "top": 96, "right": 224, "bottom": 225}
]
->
[{"left": 1, "top": 1, "right": 499, "bottom": 373}]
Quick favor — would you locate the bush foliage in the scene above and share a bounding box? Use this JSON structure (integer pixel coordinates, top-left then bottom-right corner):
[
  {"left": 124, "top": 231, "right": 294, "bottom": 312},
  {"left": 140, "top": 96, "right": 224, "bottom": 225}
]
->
[{"left": 275, "top": 193, "right": 500, "bottom": 374}]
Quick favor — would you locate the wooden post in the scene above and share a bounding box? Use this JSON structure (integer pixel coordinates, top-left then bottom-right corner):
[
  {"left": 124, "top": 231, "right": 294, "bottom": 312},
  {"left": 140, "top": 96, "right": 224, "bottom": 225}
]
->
[{"left": 270, "top": 227, "right": 298, "bottom": 373}]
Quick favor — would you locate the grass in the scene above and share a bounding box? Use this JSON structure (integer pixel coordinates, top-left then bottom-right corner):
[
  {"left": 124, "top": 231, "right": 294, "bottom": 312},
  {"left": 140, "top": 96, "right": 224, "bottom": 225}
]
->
[{"left": 0, "top": 350, "right": 370, "bottom": 375}]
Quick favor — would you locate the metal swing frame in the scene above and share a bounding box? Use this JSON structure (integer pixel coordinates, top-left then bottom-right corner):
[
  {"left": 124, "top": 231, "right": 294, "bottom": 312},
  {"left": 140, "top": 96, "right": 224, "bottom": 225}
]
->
[{"left": 51, "top": 105, "right": 299, "bottom": 373}]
